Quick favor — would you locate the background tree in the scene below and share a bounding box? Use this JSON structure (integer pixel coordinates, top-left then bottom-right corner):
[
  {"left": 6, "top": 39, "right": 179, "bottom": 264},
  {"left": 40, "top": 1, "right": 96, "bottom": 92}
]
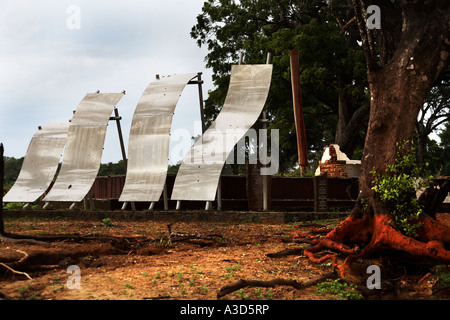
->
[
  {"left": 3, "top": 156, "right": 24, "bottom": 189},
  {"left": 415, "top": 68, "right": 450, "bottom": 166},
  {"left": 438, "top": 122, "right": 450, "bottom": 175},
  {"left": 191, "top": 0, "right": 370, "bottom": 172}
]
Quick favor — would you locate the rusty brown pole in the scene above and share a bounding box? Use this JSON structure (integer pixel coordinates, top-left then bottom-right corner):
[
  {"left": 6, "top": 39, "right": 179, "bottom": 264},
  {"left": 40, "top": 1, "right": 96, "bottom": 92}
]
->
[
  {"left": 0, "top": 143, "right": 4, "bottom": 235},
  {"left": 290, "top": 50, "right": 308, "bottom": 175}
]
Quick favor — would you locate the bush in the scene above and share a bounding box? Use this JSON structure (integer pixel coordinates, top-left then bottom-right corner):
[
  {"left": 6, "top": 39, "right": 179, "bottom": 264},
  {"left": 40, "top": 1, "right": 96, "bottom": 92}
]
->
[{"left": 371, "top": 141, "right": 432, "bottom": 238}]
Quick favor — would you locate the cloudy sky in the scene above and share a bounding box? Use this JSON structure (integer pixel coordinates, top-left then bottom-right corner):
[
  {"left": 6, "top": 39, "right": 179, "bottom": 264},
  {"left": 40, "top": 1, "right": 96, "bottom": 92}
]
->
[{"left": 0, "top": 0, "right": 214, "bottom": 164}]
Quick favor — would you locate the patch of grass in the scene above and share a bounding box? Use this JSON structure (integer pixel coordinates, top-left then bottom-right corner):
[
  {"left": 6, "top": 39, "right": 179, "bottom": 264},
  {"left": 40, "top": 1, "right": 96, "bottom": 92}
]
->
[
  {"left": 199, "top": 286, "right": 209, "bottom": 294},
  {"left": 434, "top": 265, "right": 450, "bottom": 286},
  {"left": 221, "top": 263, "right": 241, "bottom": 280},
  {"left": 237, "top": 288, "right": 249, "bottom": 300},
  {"left": 52, "top": 285, "right": 65, "bottom": 293},
  {"left": 102, "top": 218, "right": 113, "bottom": 228},
  {"left": 17, "top": 285, "right": 42, "bottom": 300},
  {"left": 176, "top": 268, "right": 184, "bottom": 282},
  {"left": 315, "top": 278, "right": 363, "bottom": 300},
  {"left": 124, "top": 283, "right": 135, "bottom": 289}
]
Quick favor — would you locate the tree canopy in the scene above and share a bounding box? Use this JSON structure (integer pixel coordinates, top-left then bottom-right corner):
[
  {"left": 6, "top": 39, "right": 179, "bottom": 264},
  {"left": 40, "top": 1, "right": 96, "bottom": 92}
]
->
[
  {"left": 191, "top": 0, "right": 370, "bottom": 172},
  {"left": 191, "top": 0, "right": 449, "bottom": 174}
]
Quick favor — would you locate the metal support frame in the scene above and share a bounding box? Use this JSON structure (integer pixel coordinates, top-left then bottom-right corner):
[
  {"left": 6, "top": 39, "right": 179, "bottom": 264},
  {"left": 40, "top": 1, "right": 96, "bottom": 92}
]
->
[
  {"left": 260, "top": 111, "right": 269, "bottom": 212},
  {"left": 262, "top": 53, "right": 271, "bottom": 211},
  {"left": 110, "top": 103, "right": 136, "bottom": 212},
  {"left": 176, "top": 72, "right": 205, "bottom": 211}
]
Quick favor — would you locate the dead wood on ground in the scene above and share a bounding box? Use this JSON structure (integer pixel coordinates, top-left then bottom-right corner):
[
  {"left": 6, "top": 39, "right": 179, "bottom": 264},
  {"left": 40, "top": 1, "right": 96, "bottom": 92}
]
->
[{"left": 217, "top": 271, "right": 337, "bottom": 298}]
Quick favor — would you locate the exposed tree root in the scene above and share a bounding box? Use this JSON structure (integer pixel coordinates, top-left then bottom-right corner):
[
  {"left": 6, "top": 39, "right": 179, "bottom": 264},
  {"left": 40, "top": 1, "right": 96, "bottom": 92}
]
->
[
  {"left": 217, "top": 271, "right": 337, "bottom": 298},
  {"left": 303, "top": 209, "right": 450, "bottom": 277},
  {"left": 0, "top": 250, "right": 32, "bottom": 280},
  {"left": 266, "top": 248, "right": 304, "bottom": 258},
  {"left": 0, "top": 233, "right": 50, "bottom": 246}
]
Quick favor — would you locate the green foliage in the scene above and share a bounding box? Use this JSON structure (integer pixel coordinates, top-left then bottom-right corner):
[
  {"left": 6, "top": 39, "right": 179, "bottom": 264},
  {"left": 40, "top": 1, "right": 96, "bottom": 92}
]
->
[
  {"left": 315, "top": 278, "right": 363, "bottom": 300},
  {"left": 191, "top": 0, "right": 369, "bottom": 172},
  {"left": 101, "top": 218, "right": 113, "bottom": 228},
  {"left": 433, "top": 265, "right": 450, "bottom": 287},
  {"left": 438, "top": 122, "right": 450, "bottom": 175},
  {"left": 98, "top": 160, "right": 126, "bottom": 176},
  {"left": 3, "top": 156, "right": 24, "bottom": 188},
  {"left": 371, "top": 141, "right": 433, "bottom": 238}
]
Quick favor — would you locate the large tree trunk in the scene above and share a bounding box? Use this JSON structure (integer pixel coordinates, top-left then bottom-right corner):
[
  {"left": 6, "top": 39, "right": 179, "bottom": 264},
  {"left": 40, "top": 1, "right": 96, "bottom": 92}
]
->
[
  {"left": 304, "top": 0, "right": 450, "bottom": 275},
  {"left": 359, "top": 0, "right": 449, "bottom": 198}
]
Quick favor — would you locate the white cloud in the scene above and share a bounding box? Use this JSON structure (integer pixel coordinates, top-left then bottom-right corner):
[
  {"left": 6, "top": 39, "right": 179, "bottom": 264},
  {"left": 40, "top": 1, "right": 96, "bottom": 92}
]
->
[{"left": 0, "top": 0, "right": 214, "bottom": 164}]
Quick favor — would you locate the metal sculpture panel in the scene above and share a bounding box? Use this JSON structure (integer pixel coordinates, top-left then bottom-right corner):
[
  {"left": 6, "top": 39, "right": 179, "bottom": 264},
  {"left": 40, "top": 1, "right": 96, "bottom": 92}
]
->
[
  {"left": 43, "top": 93, "right": 124, "bottom": 202},
  {"left": 171, "top": 64, "right": 273, "bottom": 201},
  {"left": 3, "top": 121, "right": 69, "bottom": 203},
  {"left": 119, "top": 73, "right": 197, "bottom": 202}
]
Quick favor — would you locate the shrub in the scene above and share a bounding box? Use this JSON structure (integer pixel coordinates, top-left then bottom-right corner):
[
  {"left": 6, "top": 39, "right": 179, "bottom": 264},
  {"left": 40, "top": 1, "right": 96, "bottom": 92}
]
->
[{"left": 371, "top": 141, "right": 432, "bottom": 238}]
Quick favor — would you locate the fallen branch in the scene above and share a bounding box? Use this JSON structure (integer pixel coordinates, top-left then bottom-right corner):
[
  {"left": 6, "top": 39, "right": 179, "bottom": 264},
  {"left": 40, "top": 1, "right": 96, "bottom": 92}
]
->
[
  {"left": 266, "top": 248, "right": 304, "bottom": 258},
  {"left": 0, "top": 250, "right": 32, "bottom": 280},
  {"left": 143, "top": 295, "right": 177, "bottom": 300},
  {"left": 217, "top": 271, "right": 337, "bottom": 299},
  {"left": 0, "top": 233, "right": 50, "bottom": 246},
  {"left": 167, "top": 224, "right": 223, "bottom": 243}
]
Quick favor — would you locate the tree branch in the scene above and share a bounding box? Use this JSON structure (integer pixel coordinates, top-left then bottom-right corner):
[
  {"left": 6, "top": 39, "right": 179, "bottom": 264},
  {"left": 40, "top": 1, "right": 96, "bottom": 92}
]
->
[
  {"left": 0, "top": 250, "right": 32, "bottom": 280},
  {"left": 217, "top": 271, "right": 337, "bottom": 298},
  {"left": 351, "top": 0, "right": 377, "bottom": 72}
]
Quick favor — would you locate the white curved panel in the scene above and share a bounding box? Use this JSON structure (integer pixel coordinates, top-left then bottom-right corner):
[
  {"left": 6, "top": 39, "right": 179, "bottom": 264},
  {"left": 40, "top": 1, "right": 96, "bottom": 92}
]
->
[
  {"left": 171, "top": 64, "right": 273, "bottom": 201},
  {"left": 43, "top": 93, "right": 124, "bottom": 202},
  {"left": 3, "top": 121, "right": 69, "bottom": 203},
  {"left": 119, "top": 73, "right": 197, "bottom": 202}
]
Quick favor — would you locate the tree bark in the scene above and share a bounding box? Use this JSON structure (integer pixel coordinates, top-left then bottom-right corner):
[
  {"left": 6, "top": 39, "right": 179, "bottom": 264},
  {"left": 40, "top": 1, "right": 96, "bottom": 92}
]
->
[{"left": 359, "top": 0, "right": 450, "bottom": 198}]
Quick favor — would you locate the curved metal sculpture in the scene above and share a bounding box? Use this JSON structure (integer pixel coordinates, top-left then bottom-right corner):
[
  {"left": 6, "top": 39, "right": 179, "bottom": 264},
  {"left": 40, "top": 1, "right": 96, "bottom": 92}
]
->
[
  {"left": 43, "top": 92, "right": 124, "bottom": 203},
  {"left": 171, "top": 64, "right": 273, "bottom": 201},
  {"left": 3, "top": 121, "right": 69, "bottom": 203},
  {"left": 119, "top": 73, "right": 197, "bottom": 203}
]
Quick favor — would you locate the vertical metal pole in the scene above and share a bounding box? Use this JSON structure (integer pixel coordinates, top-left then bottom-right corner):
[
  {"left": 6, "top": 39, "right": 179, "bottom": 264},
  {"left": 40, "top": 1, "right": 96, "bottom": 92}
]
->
[
  {"left": 217, "top": 177, "right": 222, "bottom": 210},
  {"left": 114, "top": 101, "right": 135, "bottom": 211},
  {"left": 176, "top": 200, "right": 181, "bottom": 210},
  {"left": 114, "top": 107, "right": 128, "bottom": 172},
  {"left": 261, "top": 53, "right": 272, "bottom": 212},
  {"left": 290, "top": 50, "right": 308, "bottom": 175},
  {"left": 88, "top": 189, "right": 95, "bottom": 210},
  {"left": 196, "top": 73, "right": 212, "bottom": 210},
  {"left": 197, "top": 72, "right": 206, "bottom": 134},
  {"left": 163, "top": 181, "right": 168, "bottom": 210},
  {"left": 261, "top": 111, "right": 268, "bottom": 212},
  {"left": 266, "top": 52, "right": 272, "bottom": 65}
]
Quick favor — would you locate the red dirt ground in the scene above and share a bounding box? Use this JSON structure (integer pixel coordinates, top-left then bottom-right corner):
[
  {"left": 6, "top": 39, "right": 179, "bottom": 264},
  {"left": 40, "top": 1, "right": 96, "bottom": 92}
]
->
[{"left": 0, "top": 213, "right": 449, "bottom": 301}]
